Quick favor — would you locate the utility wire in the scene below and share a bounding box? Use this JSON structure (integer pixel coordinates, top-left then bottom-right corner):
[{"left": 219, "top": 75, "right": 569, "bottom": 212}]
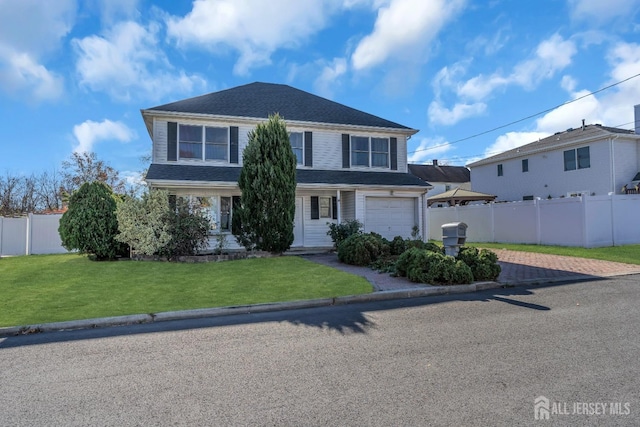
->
[{"left": 408, "top": 72, "right": 640, "bottom": 155}]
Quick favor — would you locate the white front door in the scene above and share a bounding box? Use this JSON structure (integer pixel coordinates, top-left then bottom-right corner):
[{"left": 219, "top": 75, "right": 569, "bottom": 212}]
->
[{"left": 292, "top": 197, "right": 304, "bottom": 247}]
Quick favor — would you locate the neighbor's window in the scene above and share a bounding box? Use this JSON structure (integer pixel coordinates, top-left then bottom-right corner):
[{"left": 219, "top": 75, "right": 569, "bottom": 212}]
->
[
  {"left": 497, "top": 164, "right": 503, "bottom": 176},
  {"left": 564, "top": 147, "right": 590, "bottom": 171},
  {"left": 178, "top": 124, "right": 228, "bottom": 161},
  {"left": 290, "top": 132, "right": 303, "bottom": 165},
  {"left": 577, "top": 147, "right": 590, "bottom": 169},
  {"left": 319, "top": 197, "right": 332, "bottom": 218},
  {"left": 522, "top": 159, "right": 529, "bottom": 173},
  {"left": 523, "top": 195, "right": 534, "bottom": 201}
]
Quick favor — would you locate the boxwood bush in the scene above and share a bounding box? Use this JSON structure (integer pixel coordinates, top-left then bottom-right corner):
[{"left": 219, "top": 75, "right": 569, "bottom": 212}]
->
[
  {"left": 396, "top": 248, "right": 473, "bottom": 285},
  {"left": 456, "top": 247, "right": 501, "bottom": 281},
  {"left": 337, "top": 233, "right": 389, "bottom": 266}
]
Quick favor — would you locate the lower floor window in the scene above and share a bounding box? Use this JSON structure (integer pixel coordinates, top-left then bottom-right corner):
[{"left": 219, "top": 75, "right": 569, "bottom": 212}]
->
[
  {"left": 179, "top": 195, "right": 236, "bottom": 232},
  {"left": 319, "top": 196, "right": 331, "bottom": 218}
]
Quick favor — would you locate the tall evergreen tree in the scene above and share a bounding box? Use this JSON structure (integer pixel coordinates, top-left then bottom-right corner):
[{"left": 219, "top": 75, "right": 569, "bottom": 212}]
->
[
  {"left": 58, "top": 181, "right": 126, "bottom": 260},
  {"left": 233, "top": 114, "right": 297, "bottom": 253}
]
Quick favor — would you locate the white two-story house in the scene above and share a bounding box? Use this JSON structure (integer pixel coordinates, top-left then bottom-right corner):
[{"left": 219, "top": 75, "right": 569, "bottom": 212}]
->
[
  {"left": 468, "top": 113, "right": 640, "bottom": 202},
  {"left": 142, "top": 82, "right": 430, "bottom": 249}
]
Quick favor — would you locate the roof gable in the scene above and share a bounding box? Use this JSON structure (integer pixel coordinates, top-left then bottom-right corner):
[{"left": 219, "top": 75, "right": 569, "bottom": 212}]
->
[
  {"left": 145, "top": 82, "right": 414, "bottom": 131},
  {"left": 468, "top": 124, "right": 638, "bottom": 167},
  {"left": 408, "top": 164, "right": 470, "bottom": 183}
]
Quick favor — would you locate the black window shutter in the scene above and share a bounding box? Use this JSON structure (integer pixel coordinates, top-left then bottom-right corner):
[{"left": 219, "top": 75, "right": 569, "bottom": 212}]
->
[
  {"left": 304, "top": 131, "right": 313, "bottom": 167},
  {"left": 390, "top": 137, "right": 397, "bottom": 170},
  {"left": 167, "top": 122, "right": 177, "bottom": 161},
  {"left": 231, "top": 196, "right": 242, "bottom": 235},
  {"left": 332, "top": 196, "right": 337, "bottom": 220},
  {"left": 168, "top": 195, "right": 176, "bottom": 211},
  {"left": 230, "top": 126, "right": 239, "bottom": 164},
  {"left": 342, "top": 134, "right": 350, "bottom": 168},
  {"left": 311, "top": 196, "right": 319, "bottom": 220}
]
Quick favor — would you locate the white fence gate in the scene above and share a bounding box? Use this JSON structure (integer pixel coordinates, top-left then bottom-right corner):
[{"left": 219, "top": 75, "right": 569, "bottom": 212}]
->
[
  {"left": 0, "top": 214, "right": 67, "bottom": 256},
  {"left": 426, "top": 195, "right": 640, "bottom": 248}
]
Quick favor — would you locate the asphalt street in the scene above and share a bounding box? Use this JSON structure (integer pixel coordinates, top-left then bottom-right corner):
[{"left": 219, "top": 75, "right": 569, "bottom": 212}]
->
[{"left": 1, "top": 276, "right": 640, "bottom": 426}]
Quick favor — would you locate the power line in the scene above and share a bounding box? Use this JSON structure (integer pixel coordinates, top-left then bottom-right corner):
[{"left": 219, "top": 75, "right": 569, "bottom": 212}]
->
[
  {"left": 418, "top": 119, "right": 639, "bottom": 165},
  {"left": 408, "top": 72, "right": 640, "bottom": 155}
]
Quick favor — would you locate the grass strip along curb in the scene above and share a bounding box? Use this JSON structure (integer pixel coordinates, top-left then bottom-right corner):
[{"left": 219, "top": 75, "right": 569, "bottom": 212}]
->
[{"left": 0, "top": 281, "right": 502, "bottom": 338}]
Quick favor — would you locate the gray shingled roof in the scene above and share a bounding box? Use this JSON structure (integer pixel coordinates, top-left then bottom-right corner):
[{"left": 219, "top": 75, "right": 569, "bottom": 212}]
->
[
  {"left": 468, "top": 124, "right": 638, "bottom": 167},
  {"left": 145, "top": 82, "right": 413, "bottom": 130},
  {"left": 146, "top": 164, "right": 428, "bottom": 187},
  {"left": 408, "top": 164, "right": 470, "bottom": 183}
]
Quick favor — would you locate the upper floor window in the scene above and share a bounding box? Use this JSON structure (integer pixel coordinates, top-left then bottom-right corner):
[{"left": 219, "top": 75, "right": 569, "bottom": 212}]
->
[
  {"left": 179, "top": 124, "right": 228, "bottom": 161},
  {"left": 564, "top": 146, "right": 590, "bottom": 171},
  {"left": 351, "top": 136, "right": 389, "bottom": 168},
  {"left": 290, "top": 132, "right": 303, "bottom": 165},
  {"left": 497, "top": 164, "right": 503, "bottom": 176},
  {"left": 522, "top": 159, "right": 529, "bottom": 172}
]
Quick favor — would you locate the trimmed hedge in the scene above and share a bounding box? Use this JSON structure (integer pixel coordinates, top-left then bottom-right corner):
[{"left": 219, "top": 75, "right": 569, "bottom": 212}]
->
[
  {"left": 396, "top": 248, "right": 473, "bottom": 285},
  {"left": 337, "top": 233, "right": 389, "bottom": 266},
  {"left": 456, "top": 247, "right": 501, "bottom": 281}
]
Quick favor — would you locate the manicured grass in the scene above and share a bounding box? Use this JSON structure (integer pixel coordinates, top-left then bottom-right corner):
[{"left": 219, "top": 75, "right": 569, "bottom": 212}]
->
[
  {"left": 0, "top": 254, "right": 372, "bottom": 327},
  {"left": 465, "top": 242, "right": 640, "bottom": 265}
]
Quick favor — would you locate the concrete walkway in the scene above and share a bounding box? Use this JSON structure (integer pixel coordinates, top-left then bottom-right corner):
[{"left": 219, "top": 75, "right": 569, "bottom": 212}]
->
[{"left": 303, "top": 250, "right": 640, "bottom": 290}]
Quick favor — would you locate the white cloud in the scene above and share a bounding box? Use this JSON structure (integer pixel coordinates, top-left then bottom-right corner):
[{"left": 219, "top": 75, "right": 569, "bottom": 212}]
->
[
  {"left": 408, "top": 136, "right": 453, "bottom": 164},
  {"left": 73, "top": 21, "right": 206, "bottom": 101},
  {"left": 166, "top": 0, "right": 336, "bottom": 75},
  {"left": 482, "top": 131, "right": 549, "bottom": 159},
  {"left": 97, "top": 0, "right": 141, "bottom": 24},
  {"left": 314, "top": 57, "right": 348, "bottom": 98},
  {"left": 0, "top": 48, "right": 64, "bottom": 101},
  {"left": 0, "top": 0, "right": 75, "bottom": 102},
  {"left": 351, "top": 0, "right": 465, "bottom": 70},
  {"left": 429, "top": 34, "right": 577, "bottom": 126},
  {"left": 428, "top": 101, "right": 487, "bottom": 126},
  {"left": 73, "top": 119, "right": 135, "bottom": 153},
  {"left": 568, "top": 0, "right": 640, "bottom": 23},
  {"left": 458, "top": 34, "right": 577, "bottom": 100}
]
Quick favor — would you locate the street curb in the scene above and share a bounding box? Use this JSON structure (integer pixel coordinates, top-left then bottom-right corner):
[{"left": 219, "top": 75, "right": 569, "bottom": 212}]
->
[{"left": 0, "top": 282, "right": 507, "bottom": 338}]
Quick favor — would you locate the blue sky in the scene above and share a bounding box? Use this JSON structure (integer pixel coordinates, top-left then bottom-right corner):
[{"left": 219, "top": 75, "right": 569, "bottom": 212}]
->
[{"left": 1, "top": 0, "right": 639, "bottom": 185}]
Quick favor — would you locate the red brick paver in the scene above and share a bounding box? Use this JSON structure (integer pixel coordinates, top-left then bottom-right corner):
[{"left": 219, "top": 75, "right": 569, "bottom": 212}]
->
[{"left": 493, "top": 249, "right": 640, "bottom": 284}]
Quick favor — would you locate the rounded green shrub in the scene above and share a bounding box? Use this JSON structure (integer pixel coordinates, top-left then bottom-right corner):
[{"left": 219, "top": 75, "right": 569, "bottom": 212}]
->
[
  {"left": 327, "top": 219, "right": 363, "bottom": 248},
  {"left": 389, "top": 236, "right": 407, "bottom": 255},
  {"left": 456, "top": 247, "right": 501, "bottom": 281},
  {"left": 406, "top": 239, "right": 443, "bottom": 254},
  {"left": 396, "top": 248, "right": 473, "bottom": 285},
  {"left": 337, "top": 233, "right": 389, "bottom": 266},
  {"left": 58, "top": 181, "right": 127, "bottom": 260}
]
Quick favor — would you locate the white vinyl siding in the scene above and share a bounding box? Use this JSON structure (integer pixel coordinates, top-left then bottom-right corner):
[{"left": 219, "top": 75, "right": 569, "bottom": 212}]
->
[{"left": 471, "top": 140, "right": 615, "bottom": 201}]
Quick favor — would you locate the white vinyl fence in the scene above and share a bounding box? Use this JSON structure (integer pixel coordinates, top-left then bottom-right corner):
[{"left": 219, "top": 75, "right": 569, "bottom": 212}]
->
[
  {"left": 0, "top": 214, "right": 67, "bottom": 256},
  {"left": 426, "top": 194, "right": 640, "bottom": 248}
]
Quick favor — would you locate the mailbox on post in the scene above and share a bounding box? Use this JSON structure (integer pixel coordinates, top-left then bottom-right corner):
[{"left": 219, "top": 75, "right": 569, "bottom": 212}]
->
[{"left": 441, "top": 222, "right": 467, "bottom": 257}]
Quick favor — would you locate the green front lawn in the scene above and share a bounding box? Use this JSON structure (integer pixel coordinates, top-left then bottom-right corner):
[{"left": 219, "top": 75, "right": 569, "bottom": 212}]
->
[
  {"left": 466, "top": 242, "right": 640, "bottom": 265},
  {"left": 0, "top": 254, "right": 372, "bottom": 328}
]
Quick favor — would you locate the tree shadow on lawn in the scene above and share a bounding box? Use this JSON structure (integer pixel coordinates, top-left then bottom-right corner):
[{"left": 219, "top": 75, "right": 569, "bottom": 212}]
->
[{"left": 0, "top": 277, "right": 597, "bottom": 350}]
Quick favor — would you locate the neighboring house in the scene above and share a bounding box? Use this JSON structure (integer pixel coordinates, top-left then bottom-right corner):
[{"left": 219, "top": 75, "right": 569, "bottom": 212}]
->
[
  {"left": 408, "top": 160, "right": 470, "bottom": 196},
  {"left": 468, "top": 111, "right": 640, "bottom": 201},
  {"left": 142, "top": 82, "right": 430, "bottom": 249}
]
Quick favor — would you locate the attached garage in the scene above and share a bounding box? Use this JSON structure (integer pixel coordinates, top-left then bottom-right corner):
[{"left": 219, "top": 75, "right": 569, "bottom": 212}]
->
[{"left": 365, "top": 197, "right": 417, "bottom": 240}]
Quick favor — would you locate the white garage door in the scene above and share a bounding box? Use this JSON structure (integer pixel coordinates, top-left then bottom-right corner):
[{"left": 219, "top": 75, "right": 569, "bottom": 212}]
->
[{"left": 365, "top": 197, "right": 416, "bottom": 240}]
